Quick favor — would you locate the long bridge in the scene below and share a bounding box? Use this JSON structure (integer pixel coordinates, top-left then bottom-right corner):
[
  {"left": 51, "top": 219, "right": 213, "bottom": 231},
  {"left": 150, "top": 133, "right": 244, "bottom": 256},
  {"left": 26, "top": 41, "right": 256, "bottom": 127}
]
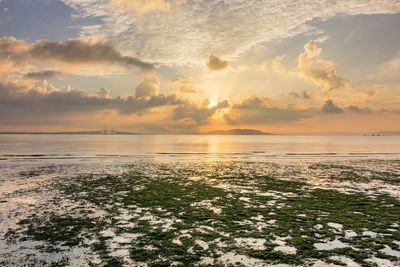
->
[{"left": 0, "top": 131, "right": 137, "bottom": 135}]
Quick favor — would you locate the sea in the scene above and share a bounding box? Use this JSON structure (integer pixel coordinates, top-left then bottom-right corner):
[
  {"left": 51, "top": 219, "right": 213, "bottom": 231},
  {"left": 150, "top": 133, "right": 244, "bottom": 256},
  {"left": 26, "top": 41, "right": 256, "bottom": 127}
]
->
[{"left": 1, "top": 134, "right": 400, "bottom": 161}]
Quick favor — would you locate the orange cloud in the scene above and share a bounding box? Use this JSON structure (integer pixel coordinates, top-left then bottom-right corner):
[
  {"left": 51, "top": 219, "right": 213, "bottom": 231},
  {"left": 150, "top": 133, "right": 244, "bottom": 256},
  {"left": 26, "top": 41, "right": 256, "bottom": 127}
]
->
[
  {"left": 170, "top": 78, "right": 199, "bottom": 93},
  {"left": 298, "top": 40, "right": 349, "bottom": 92},
  {"left": 111, "top": 0, "right": 184, "bottom": 14}
]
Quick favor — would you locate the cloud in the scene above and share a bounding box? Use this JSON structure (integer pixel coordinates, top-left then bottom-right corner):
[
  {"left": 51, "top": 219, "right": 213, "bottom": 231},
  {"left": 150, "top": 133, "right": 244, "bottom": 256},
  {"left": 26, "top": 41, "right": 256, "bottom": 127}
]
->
[
  {"left": 135, "top": 72, "right": 160, "bottom": 97},
  {"left": 321, "top": 99, "right": 343, "bottom": 113},
  {"left": 321, "top": 100, "right": 374, "bottom": 114},
  {"left": 206, "top": 55, "right": 228, "bottom": 72},
  {"left": 0, "top": 37, "right": 32, "bottom": 75},
  {"left": 173, "top": 99, "right": 229, "bottom": 124},
  {"left": 359, "top": 88, "right": 376, "bottom": 100},
  {"left": 117, "top": 94, "right": 182, "bottom": 115},
  {"left": 384, "top": 55, "right": 400, "bottom": 73},
  {"left": 0, "top": 81, "right": 111, "bottom": 115},
  {"left": 298, "top": 40, "right": 349, "bottom": 92},
  {"left": 226, "top": 96, "right": 308, "bottom": 124},
  {"left": 0, "top": 80, "right": 182, "bottom": 125},
  {"left": 25, "top": 70, "right": 63, "bottom": 80},
  {"left": 262, "top": 55, "right": 287, "bottom": 74},
  {"left": 373, "top": 52, "right": 400, "bottom": 81},
  {"left": 233, "top": 95, "right": 272, "bottom": 109},
  {"left": 289, "top": 90, "right": 311, "bottom": 100},
  {"left": 0, "top": 37, "right": 28, "bottom": 58},
  {"left": 347, "top": 105, "right": 372, "bottom": 113},
  {"left": 0, "top": 37, "right": 153, "bottom": 77},
  {"left": 226, "top": 97, "right": 376, "bottom": 126},
  {"left": 111, "top": 0, "right": 182, "bottom": 14},
  {"left": 29, "top": 39, "right": 153, "bottom": 70},
  {"left": 65, "top": 0, "right": 400, "bottom": 64},
  {"left": 93, "top": 88, "right": 112, "bottom": 99},
  {"left": 170, "top": 78, "right": 199, "bottom": 93}
]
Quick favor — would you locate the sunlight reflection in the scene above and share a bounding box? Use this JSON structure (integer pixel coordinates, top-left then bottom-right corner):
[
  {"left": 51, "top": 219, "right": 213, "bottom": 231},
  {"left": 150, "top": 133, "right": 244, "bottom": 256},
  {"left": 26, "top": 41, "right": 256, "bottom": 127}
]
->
[{"left": 206, "top": 135, "right": 221, "bottom": 160}]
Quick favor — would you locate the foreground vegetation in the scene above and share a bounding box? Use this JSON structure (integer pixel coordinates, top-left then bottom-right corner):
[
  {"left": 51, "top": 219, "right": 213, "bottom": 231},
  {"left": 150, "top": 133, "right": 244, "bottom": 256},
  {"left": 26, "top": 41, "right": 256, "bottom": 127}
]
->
[{"left": 1, "top": 160, "right": 400, "bottom": 266}]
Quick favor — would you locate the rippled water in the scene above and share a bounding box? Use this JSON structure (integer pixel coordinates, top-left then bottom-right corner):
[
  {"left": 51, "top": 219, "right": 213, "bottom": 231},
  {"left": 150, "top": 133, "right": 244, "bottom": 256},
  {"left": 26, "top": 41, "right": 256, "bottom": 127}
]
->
[{"left": 1, "top": 134, "right": 400, "bottom": 161}]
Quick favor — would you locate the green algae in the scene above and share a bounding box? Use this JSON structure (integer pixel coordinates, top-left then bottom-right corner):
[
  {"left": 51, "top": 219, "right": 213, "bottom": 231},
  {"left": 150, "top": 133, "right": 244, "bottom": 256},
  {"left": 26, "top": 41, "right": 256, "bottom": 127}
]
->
[{"left": 4, "top": 161, "right": 400, "bottom": 266}]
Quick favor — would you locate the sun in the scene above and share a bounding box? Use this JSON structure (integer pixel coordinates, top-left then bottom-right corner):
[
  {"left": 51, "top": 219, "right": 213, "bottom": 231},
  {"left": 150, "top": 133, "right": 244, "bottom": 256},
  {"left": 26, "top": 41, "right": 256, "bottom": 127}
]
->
[{"left": 208, "top": 98, "right": 218, "bottom": 108}]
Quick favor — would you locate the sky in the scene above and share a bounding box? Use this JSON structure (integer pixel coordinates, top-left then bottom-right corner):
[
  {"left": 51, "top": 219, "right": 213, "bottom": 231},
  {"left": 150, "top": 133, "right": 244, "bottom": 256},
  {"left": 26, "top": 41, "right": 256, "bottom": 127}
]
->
[{"left": 0, "top": 0, "right": 400, "bottom": 134}]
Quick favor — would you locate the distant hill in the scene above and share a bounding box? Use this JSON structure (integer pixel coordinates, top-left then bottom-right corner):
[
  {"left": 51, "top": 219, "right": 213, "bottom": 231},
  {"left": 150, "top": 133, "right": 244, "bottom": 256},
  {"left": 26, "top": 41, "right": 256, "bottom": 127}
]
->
[{"left": 207, "top": 129, "right": 272, "bottom": 135}]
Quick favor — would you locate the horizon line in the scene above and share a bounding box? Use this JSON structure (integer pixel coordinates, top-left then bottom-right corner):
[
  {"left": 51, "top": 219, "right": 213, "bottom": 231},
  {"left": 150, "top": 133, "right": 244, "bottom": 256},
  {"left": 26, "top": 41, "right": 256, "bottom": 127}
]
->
[{"left": 0, "top": 130, "right": 399, "bottom": 136}]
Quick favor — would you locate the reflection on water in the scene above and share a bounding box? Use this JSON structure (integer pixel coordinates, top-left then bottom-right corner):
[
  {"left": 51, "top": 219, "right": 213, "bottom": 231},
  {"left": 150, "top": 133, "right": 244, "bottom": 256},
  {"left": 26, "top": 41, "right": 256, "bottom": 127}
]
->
[{"left": 0, "top": 135, "right": 400, "bottom": 160}]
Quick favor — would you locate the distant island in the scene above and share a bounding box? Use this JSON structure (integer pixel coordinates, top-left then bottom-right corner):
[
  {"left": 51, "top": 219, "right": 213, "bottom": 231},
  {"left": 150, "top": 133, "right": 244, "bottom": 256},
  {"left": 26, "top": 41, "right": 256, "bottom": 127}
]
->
[{"left": 206, "top": 129, "right": 272, "bottom": 135}]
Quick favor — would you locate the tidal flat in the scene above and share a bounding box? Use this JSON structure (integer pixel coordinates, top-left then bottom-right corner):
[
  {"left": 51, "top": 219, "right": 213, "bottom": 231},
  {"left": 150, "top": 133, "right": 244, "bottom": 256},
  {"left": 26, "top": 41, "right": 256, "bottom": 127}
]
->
[{"left": 1, "top": 158, "right": 400, "bottom": 266}]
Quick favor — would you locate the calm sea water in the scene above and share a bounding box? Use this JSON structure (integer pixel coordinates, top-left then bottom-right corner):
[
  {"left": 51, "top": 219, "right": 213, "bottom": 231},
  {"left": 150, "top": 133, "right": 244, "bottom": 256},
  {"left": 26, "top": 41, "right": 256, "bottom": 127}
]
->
[{"left": 1, "top": 135, "right": 400, "bottom": 160}]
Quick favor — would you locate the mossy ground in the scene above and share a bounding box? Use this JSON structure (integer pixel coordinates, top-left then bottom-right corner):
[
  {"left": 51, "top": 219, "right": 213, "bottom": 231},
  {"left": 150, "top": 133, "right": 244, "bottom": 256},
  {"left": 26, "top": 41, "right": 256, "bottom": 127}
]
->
[{"left": 2, "top": 160, "right": 400, "bottom": 266}]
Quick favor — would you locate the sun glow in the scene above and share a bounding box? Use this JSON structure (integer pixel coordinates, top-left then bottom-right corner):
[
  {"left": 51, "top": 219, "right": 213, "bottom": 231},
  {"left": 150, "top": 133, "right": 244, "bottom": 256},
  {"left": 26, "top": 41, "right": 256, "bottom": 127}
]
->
[{"left": 208, "top": 98, "right": 218, "bottom": 108}]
